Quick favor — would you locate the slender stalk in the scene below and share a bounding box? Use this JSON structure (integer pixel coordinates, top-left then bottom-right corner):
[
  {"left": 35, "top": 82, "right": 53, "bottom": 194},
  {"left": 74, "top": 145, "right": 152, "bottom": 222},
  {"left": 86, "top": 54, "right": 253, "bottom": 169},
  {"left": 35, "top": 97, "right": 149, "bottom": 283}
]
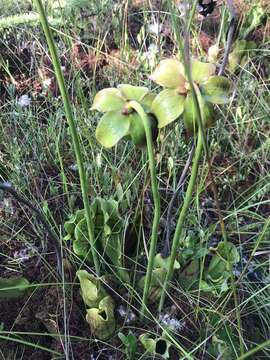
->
[
  {"left": 217, "top": 3, "right": 226, "bottom": 47},
  {"left": 183, "top": 4, "right": 243, "bottom": 353},
  {"left": 168, "top": 0, "right": 228, "bottom": 245},
  {"left": 236, "top": 339, "right": 270, "bottom": 360},
  {"left": 34, "top": 0, "right": 100, "bottom": 275},
  {"left": 184, "top": 8, "right": 229, "bottom": 246},
  {"left": 158, "top": 132, "right": 203, "bottom": 312},
  {"left": 163, "top": 144, "right": 195, "bottom": 257},
  {"left": 185, "top": 49, "right": 243, "bottom": 358},
  {"left": 128, "top": 101, "right": 161, "bottom": 319},
  {"left": 219, "top": 0, "right": 237, "bottom": 75}
]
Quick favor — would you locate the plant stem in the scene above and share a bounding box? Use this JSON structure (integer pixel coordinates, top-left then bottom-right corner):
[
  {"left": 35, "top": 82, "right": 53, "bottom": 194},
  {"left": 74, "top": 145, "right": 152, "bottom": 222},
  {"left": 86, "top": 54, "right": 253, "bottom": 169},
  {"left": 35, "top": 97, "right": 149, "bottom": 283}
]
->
[
  {"left": 183, "top": 7, "right": 243, "bottom": 353},
  {"left": 128, "top": 101, "right": 161, "bottom": 319},
  {"left": 236, "top": 339, "right": 270, "bottom": 360},
  {"left": 34, "top": 0, "right": 100, "bottom": 275},
  {"left": 158, "top": 132, "right": 203, "bottom": 312},
  {"left": 219, "top": 0, "right": 237, "bottom": 75},
  {"left": 162, "top": 144, "right": 195, "bottom": 258}
]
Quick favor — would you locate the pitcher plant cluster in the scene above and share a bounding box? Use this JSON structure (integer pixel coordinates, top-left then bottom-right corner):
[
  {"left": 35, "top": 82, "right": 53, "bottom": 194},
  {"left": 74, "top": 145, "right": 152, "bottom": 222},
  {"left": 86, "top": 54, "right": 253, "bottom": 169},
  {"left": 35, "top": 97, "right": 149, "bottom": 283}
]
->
[{"left": 66, "top": 57, "right": 234, "bottom": 336}]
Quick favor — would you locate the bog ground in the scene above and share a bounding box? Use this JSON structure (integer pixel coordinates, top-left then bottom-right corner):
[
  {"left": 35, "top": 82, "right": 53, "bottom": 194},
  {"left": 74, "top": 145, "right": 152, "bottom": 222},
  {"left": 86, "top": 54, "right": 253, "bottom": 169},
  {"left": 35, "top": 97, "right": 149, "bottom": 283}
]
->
[{"left": 0, "top": 1, "right": 269, "bottom": 359}]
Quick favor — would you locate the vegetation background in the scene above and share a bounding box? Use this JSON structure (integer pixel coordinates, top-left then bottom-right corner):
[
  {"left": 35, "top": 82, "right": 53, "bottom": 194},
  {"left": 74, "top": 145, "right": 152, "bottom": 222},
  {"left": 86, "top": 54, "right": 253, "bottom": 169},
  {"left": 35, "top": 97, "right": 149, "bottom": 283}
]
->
[{"left": 0, "top": 0, "right": 269, "bottom": 359}]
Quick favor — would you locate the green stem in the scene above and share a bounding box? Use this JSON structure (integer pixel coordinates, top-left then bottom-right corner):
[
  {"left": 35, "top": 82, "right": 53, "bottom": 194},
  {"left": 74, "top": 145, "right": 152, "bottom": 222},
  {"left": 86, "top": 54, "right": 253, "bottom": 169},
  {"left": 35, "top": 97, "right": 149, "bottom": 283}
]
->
[
  {"left": 217, "top": 2, "right": 226, "bottom": 46},
  {"left": 158, "top": 131, "right": 203, "bottom": 312},
  {"left": 128, "top": 101, "right": 161, "bottom": 319},
  {"left": 183, "top": 11, "right": 243, "bottom": 352},
  {"left": 34, "top": 0, "right": 100, "bottom": 275},
  {"left": 236, "top": 339, "right": 270, "bottom": 360},
  {"left": 187, "top": 76, "right": 243, "bottom": 358}
]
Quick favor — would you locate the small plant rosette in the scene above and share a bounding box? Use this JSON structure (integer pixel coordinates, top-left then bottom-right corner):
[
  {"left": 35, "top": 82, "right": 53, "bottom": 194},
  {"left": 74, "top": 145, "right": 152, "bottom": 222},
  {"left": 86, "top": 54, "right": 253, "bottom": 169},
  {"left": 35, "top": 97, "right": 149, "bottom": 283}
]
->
[{"left": 64, "top": 198, "right": 129, "bottom": 282}]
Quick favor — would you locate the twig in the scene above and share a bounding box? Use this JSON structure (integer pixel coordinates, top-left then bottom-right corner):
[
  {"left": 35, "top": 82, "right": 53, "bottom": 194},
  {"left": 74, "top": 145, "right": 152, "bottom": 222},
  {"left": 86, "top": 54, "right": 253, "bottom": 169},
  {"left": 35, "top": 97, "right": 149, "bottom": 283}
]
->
[
  {"left": 162, "top": 144, "right": 195, "bottom": 258},
  {"left": 0, "top": 182, "right": 62, "bottom": 278}
]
